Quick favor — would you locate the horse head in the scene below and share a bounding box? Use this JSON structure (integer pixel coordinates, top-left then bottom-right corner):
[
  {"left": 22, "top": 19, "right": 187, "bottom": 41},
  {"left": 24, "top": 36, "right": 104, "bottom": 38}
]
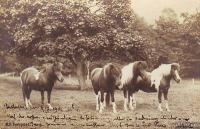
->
[
  {"left": 52, "top": 61, "right": 64, "bottom": 82},
  {"left": 170, "top": 63, "right": 181, "bottom": 83},
  {"left": 134, "top": 61, "right": 149, "bottom": 81},
  {"left": 104, "top": 63, "right": 122, "bottom": 89},
  {"left": 151, "top": 63, "right": 181, "bottom": 90}
]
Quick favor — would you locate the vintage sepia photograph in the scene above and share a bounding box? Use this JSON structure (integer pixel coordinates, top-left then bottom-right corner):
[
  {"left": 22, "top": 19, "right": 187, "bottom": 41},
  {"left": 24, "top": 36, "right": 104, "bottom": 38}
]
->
[{"left": 0, "top": 0, "right": 200, "bottom": 128}]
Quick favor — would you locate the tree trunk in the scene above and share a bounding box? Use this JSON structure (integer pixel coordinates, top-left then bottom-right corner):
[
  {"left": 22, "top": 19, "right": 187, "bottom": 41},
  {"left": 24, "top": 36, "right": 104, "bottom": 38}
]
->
[{"left": 76, "top": 61, "right": 87, "bottom": 90}]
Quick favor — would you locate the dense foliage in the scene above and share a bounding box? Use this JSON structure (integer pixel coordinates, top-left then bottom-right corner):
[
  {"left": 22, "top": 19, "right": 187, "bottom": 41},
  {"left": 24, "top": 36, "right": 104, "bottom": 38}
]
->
[{"left": 0, "top": 0, "right": 200, "bottom": 86}]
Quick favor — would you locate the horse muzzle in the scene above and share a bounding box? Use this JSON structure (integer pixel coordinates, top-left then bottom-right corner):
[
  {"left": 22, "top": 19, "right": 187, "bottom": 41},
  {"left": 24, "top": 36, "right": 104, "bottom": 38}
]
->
[
  {"left": 59, "top": 77, "right": 64, "bottom": 82},
  {"left": 175, "top": 78, "right": 181, "bottom": 83},
  {"left": 117, "top": 84, "right": 123, "bottom": 90}
]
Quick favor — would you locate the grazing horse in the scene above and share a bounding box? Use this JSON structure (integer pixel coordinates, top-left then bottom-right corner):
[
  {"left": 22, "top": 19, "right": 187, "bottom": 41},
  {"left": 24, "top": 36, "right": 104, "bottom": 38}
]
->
[
  {"left": 20, "top": 62, "right": 64, "bottom": 109},
  {"left": 151, "top": 63, "right": 181, "bottom": 111},
  {"left": 91, "top": 63, "right": 122, "bottom": 113},
  {"left": 121, "top": 61, "right": 149, "bottom": 111}
]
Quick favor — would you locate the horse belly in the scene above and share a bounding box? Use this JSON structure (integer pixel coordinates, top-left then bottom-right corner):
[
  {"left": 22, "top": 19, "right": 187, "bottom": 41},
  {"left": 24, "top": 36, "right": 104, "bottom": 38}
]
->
[
  {"left": 91, "top": 69, "right": 102, "bottom": 94},
  {"left": 27, "top": 77, "right": 49, "bottom": 91}
]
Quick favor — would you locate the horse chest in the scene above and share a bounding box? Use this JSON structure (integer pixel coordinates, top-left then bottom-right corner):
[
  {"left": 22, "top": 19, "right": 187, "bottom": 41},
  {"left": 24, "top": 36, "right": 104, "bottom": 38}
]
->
[
  {"left": 99, "top": 79, "right": 114, "bottom": 92},
  {"left": 29, "top": 78, "right": 53, "bottom": 91},
  {"left": 160, "top": 78, "right": 170, "bottom": 89}
]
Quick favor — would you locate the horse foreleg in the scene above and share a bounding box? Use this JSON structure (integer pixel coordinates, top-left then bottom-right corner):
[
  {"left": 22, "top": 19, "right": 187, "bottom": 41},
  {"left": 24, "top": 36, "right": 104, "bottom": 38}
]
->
[
  {"left": 132, "top": 94, "right": 136, "bottom": 108},
  {"left": 95, "top": 91, "right": 100, "bottom": 111},
  {"left": 103, "top": 92, "right": 106, "bottom": 108},
  {"left": 41, "top": 91, "right": 44, "bottom": 105},
  {"left": 111, "top": 91, "right": 117, "bottom": 113},
  {"left": 128, "top": 91, "right": 134, "bottom": 110},
  {"left": 24, "top": 86, "right": 30, "bottom": 108},
  {"left": 47, "top": 90, "right": 53, "bottom": 110},
  {"left": 158, "top": 89, "right": 163, "bottom": 111},
  {"left": 163, "top": 89, "right": 170, "bottom": 112},
  {"left": 99, "top": 91, "right": 104, "bottom": 113},
  {"left": 27, "top": 89, "right": 32, "bottom": 107},
  {"left": 123, "top": 88, "right": 128, "bottom": 111}
]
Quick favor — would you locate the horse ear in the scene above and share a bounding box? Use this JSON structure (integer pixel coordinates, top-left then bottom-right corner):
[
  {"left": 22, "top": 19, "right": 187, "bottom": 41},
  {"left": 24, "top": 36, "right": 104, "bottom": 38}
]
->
[
  {"left": 53, "top": 57, "right": 59, "bottom": 65},
  {"left": 171, "top": 63, "right": 180, "bottom": 70},
  {"left": 138, "top": 61, "right": 147, "bottom": 69},
  {"left": 53, "top": 60, "right": 56, "bottom": 65}
]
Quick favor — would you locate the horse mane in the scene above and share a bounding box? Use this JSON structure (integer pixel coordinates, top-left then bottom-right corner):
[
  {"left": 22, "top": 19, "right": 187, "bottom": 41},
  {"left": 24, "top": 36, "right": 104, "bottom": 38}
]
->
[
  {"left": 171, "top": 63, "right": 180, "bottom": 70},
  {"left": 121, "top": 63, "right": 134, "bottom": 85},
  {"left": 103, "top": 63, "right": 113, "bottom": 79},
  {"left": 152, "top": 63, "right": 180, "bottom": 78},
  {"left": 39, "top": 64, "right": 54, "bottom": 77}
]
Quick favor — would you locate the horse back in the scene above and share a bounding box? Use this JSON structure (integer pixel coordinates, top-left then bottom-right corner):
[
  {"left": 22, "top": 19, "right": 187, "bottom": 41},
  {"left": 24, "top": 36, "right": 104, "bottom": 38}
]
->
[
  {"left": 91, "top": 68, "right": 103, "bottom": 89},
  {"left": 21, "top": 67, "right": 38, "bottom": 84}
]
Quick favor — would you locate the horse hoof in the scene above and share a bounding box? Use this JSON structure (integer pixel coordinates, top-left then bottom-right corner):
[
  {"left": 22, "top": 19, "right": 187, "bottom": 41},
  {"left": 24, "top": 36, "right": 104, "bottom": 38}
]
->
[
  {"left": 99, "top": 110, "right": 103, "bottom": 114},
  {"left": 124, "top": 108, "right": 128, "bottom": 112},
  {"left": 96, "top": 107, "right": 99, "bottom": 111},
  {"left": 129, "top": 105, "right": 134, "bottom": 111},
  {"left": 49, "top": 107, "right": 53, "bottom": 110},
  {"left": 166, "top": 109, "right": 171, "bottom": 112},
  {"left": 113, "top": 110, "right": 117, "bottom": 113}
]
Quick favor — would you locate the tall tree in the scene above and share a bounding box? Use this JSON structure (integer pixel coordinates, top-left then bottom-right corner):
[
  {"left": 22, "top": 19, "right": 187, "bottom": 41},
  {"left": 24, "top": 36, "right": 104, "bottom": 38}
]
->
[{"left": 1, "top": 0, "right": 154, "bottom": 89}]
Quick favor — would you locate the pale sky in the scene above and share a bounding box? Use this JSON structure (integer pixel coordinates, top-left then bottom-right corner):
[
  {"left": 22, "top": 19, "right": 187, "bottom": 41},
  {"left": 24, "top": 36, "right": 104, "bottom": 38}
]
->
[{"left": 131, "top": 0, "right": 200, "bottom": 24}]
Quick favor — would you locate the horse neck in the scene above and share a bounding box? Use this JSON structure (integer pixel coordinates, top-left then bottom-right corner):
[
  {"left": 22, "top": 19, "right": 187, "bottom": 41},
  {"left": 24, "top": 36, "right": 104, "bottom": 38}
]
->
[
  {"left": 163, "top": 73, "right": 173, "bottom": 81},
  {"left": 101, "top": 70, "right": 114, "bottom": 87},
  {"left": 43, "top": 66, "right": 56, "bottom": 84}
]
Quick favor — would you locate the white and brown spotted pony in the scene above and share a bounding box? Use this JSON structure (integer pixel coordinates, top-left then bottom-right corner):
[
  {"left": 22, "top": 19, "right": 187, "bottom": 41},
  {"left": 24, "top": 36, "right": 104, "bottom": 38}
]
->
[
  {"left": 121, "top": 61, "right": 149, "bottom": 111},
  {"left": 151, "top": 63, "right": 181, "bottom": 111}
]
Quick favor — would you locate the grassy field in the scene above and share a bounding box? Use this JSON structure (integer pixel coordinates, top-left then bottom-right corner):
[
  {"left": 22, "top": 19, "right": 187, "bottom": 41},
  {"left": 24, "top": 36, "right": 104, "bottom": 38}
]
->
[{"left": 0, "top": 76, "right": 200, "bottom": 129}]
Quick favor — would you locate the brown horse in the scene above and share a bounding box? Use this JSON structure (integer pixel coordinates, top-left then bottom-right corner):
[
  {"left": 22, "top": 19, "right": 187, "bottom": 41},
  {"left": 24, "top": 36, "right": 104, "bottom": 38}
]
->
[
  {"left": 91, "top": 63, "right": 122, "bottom": 113},
  {"left": 20, "top": 62, "right": 64, "bottom": 109},
  {"left": 121, "top": 61, "right": 149, "bottom": 111}
]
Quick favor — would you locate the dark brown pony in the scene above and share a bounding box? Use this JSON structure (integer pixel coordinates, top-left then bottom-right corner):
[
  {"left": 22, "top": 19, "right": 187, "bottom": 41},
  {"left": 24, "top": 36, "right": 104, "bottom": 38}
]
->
[
  {"left": 20, "top": 62, "right": 64, "bottom": 109},
  {"left": 91, "top": 63, "right": 122, "bottom": 113},
  {"left": 121, "top": 61, "right": 149, "bottom": 111}
]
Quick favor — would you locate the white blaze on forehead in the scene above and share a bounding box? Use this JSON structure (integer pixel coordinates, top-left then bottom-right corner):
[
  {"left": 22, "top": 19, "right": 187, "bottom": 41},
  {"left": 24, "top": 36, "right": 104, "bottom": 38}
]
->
[
  {"left": 121, "top": 63, "right": 134, "bottom": 85},
  {"left": 175, "top": 70, "right": 181, "bottom": 80}
]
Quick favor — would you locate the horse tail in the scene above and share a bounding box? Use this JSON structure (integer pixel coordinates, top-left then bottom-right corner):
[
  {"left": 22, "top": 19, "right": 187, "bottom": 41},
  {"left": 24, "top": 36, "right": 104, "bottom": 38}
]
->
[
  {"left": 106, "top": 92, "right": 110, "bottom": 105},
  {"left": 22, "top": 86, "right": 25, "bottom": 101},
  {"left": 20, "top": 71, "right": 27, "bottom": 102}
]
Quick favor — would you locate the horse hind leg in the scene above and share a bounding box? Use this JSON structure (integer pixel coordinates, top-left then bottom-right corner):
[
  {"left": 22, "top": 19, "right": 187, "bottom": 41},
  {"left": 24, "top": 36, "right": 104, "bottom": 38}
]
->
[
  {"left": 99, "top": 91, "right": 104, "bottom": 113},
  {"left": 22, "top": 86, "right": 25, "bottom": 102},
  {"left": 158, "top": 89, "right": 163, "bottom": 112},
  {"left": 163, "top": 89, "right": 170, "bottom": 112},
  {"left": 24, "top": 86, "right": 32, "bottom": 108},
  {"left": 41, "top": 91, "right": 44, "bottom": 105},
  {"left": 123, "top": 87, "right": 128, "bottom": 111},
  {"left": 47, "top": 90, "right": 53, "bottom": 110},
  {"left": 110, "top": 91, "right": 117, "bottom": 113},
  {"left": 95, "top": 91, "right": 100, "bottom": 111},
  {"left": 27, "top": 88, "right": 32, "bottom": 107},
  {"left": 129, "top": 91, "right": 136, "bottom": 111}
]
